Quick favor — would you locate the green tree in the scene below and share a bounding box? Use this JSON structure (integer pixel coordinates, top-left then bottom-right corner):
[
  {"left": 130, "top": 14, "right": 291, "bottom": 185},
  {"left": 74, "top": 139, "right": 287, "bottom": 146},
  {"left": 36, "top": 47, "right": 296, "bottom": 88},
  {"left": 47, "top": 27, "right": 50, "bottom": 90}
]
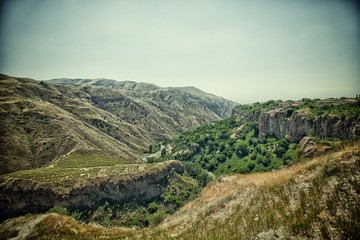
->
[
  {"left": 161, "top": 148, "right": 166, "bottom": 157},
  {"left": 147, "top": 202, "right": 158, "bottom": 214},
  {"left": 275, "top": 146, "right": 286, "bottom": 158},
  {"left": 236, "top": 143, "right": 249, "bottom": 157},
  {"left": 247, "top": 160, "right": 255, "bottom": 171},
  {"left": 216, "top": 153, "right": 227, "bottom": 163},
  {"left": 207, "top": 158, "right": 218, "bottom": 171},
  {"left": 49, "top": 206, "right": 68, "bottom": 215},
  {"left": 197, "top": 171, "right": 210, "bottom": 186}
]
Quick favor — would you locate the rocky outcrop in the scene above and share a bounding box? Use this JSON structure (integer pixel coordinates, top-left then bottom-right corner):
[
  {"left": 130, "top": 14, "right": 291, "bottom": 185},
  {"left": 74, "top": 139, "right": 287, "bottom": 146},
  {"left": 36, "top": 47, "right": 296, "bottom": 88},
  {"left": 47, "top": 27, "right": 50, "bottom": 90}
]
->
[
  {"left": 297, "top": 136, "right": 345, "bottom": 158},
  {"left": 0, "top": 161, "right": 184, "bottom": 220},
  {"left": 232, "top": 108, "right": 360, "bottom": 142}
]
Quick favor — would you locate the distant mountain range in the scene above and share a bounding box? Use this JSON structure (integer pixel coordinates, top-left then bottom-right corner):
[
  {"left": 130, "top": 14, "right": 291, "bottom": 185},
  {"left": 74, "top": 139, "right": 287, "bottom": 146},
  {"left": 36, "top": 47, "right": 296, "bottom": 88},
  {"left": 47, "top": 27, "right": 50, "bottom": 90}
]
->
[
  {"left": 0, "top": 74, "right": 237, "bottom": 174},
  {"left": 47, "top": 78, "right": 237, "bottom": 119}
]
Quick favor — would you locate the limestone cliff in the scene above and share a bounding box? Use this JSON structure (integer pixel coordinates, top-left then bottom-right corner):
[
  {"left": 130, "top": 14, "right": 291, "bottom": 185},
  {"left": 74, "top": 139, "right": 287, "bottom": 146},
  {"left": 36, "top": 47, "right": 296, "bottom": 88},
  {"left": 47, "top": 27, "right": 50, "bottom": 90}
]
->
[
  {"left": 0, "top": 161, "right": 184, "bottom": 220},
  {"left": 232, "top": 108, "right": 360, "bottom": 142}
]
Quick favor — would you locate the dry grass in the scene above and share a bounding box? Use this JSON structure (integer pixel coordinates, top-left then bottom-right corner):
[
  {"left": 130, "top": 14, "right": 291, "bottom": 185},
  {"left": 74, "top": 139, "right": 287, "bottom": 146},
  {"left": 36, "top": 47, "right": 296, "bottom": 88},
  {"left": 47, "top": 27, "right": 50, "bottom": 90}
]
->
[{"left": 2, "top": 141, "right": 359, "bottom": 239}]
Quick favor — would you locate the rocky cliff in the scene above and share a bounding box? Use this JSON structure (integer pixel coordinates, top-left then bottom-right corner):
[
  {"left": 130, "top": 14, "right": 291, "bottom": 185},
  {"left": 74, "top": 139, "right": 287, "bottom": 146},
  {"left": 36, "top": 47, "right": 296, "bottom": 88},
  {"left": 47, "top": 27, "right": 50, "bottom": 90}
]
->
[
  {"left": 232, "top": 108, "right": 360, "bottom": 142},
  {"left": 0, "top": 161, "right": 184, "bottom": 220}
]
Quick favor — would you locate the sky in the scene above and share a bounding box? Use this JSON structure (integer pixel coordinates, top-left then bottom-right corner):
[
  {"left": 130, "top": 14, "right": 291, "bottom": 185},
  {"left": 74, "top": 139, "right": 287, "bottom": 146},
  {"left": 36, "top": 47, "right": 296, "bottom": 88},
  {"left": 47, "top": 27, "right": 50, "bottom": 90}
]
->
[{"left": 0, "top": 0, "right": 359, "bottom": 103}]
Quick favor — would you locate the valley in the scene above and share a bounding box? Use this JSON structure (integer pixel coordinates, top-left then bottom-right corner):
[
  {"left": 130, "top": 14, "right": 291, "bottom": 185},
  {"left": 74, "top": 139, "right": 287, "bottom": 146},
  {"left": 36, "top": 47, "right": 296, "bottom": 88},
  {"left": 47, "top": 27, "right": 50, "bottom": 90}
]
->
[
  {"left": 1, "top": 142, "right": 359, "bottom": 239},
  {"left": 0, "top": 73, "right": 359, "bottom": 239},
  {"left": 0, "top": 74, "right": 237, "bottom": 175}
]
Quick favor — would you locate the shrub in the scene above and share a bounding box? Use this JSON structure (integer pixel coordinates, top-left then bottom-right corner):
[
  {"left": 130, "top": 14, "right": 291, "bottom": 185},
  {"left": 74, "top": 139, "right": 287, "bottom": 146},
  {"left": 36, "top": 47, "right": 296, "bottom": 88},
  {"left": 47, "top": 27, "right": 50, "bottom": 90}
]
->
[
  {"left": 147, "top": 202, "right": 158, "bottom": 214},
  {"left": 49, "top": 206, "right": 69, "bottom": 215}
]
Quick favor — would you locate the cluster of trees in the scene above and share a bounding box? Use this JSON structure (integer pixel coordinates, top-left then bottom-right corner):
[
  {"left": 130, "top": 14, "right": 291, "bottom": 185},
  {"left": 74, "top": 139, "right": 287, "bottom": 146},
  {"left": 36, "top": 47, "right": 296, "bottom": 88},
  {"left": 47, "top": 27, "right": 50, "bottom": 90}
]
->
[
  {"left": 235, "top": 98, "right": 360, "bottom": 119},
  {"left": 49, "top": 174, "right": 200, "bottom": 228},
  {"left": 299, "top": 98, "right": 360, "bottom": 119},
  {"left": 235, "top": 100, "right": 283, "bottom": 112},
  {"left": 155, "top": 116, "right": 298, "bottom": 176}
]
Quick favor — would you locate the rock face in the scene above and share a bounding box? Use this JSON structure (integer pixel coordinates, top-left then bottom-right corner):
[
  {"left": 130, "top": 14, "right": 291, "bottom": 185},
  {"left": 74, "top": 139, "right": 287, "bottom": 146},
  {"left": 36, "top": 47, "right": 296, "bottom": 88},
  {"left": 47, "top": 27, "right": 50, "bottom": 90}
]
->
[
  {"left": 232, "top": 108, "right": 360, "bottom": 142},
  {"left": 0, "top": 161, "right": 184, "bottom": 220}
]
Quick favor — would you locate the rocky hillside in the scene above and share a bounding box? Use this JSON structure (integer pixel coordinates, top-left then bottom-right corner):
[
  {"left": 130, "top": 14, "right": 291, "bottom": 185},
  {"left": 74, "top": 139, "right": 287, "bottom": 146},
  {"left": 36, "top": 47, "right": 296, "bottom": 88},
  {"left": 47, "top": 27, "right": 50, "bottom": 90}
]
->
[
  {"left": 0, "top": 74, "right": 151, "bottom": 174},
  {"left": 0, "top": 74, "right": 236, "bottom": 174},
  {"left": 2, "top": 141, "right": 359, "bottom": 239},
  {"left": 0, "top": 160, "right": 184, "bottom": 220},
  {"left": 232, "top": 99, "right": 360, "bottom": 142},
  {"left": 47, "top": 78, "right": 237, "bottom": 121}
]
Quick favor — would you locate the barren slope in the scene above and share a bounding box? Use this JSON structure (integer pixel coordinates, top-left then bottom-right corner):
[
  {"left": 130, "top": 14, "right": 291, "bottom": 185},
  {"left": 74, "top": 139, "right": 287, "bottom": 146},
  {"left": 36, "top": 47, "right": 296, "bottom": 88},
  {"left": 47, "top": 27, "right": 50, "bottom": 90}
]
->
[
  {"left": 0, "top": 75, "right": 151, "bottom": 174},
  {"left": 0, "top": 74, "right": 238, "bottom": 174}
]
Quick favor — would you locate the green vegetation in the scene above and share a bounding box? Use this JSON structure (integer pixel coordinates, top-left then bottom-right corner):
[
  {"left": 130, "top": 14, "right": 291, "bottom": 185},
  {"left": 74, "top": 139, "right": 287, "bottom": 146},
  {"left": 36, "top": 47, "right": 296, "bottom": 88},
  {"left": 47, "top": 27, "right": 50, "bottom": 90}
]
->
[
  {"left": 235, "top": 99, "right": 283, "bottom": 112},
  {"left": 56, "top": 152, "right": 131, "bottom": 168},
  {"left": 235, "top": 97, "right": 360, "bottom": 119},
  {"left": 184, "top": 162, "right": 213, "bottom": 186},
  {"left": 148, "top": 144, "right": 161, "bottom": 153},
  {"left": 45, "top": 173, "right": 200, "bottom": 228},
  {"left": 24, "top": 144, "right": 360, "bottom": 240},
  {"left": 48, "top": 206, "right": 69, "bottom": 216},
  {"left": 5, "top": 162, "right": 144, "bottom": 184},
  {"left": 300, "top": 98, "right": 360, "bottom": 119},
  {"left": 150, "top": 116, "right": 298, "bottom": 176},
  {"left": 169, "top": 153, "right": 360, "bottom": 240}
]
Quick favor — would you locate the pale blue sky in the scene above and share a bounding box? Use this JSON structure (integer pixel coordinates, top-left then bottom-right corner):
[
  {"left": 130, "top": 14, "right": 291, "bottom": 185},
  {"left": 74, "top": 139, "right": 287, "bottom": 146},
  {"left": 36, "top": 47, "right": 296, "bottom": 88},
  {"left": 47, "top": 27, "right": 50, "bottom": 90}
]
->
[{"left": 1, "top": 0, "right": 359, "bottom": 103}]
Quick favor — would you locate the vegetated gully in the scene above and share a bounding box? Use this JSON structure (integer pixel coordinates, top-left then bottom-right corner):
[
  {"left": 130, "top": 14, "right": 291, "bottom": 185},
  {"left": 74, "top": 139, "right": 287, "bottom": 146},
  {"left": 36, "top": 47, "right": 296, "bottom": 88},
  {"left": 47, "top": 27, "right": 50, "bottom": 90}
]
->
[{"left": 141, "top": 144, "right": 165, "bottom": 162}]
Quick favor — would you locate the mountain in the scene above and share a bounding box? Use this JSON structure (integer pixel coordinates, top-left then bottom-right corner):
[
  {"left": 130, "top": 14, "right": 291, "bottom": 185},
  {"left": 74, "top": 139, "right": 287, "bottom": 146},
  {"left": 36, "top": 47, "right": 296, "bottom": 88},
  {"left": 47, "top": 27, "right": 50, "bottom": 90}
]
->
[
  {"left": 47, "top": 78, "right": 237, "bottom": 120},
  {"left": 0, "top": 74, "right": 151, "bottom": 175},
  {"left": 0, "top": 74, "right": 237, "bottom": 174},
  {"left": 2, "top": 73, "right": 359, "bottom": 239}
]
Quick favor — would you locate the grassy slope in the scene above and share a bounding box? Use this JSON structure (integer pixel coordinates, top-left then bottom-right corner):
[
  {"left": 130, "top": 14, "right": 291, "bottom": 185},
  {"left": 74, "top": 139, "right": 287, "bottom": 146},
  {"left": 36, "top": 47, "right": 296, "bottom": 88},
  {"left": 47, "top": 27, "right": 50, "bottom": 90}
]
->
[
  {"left": 0, "top": 75, "right": 152, "bottom": 174},
  {"left": 2, "top": 141, "right": 359, "bottom": 239},
  {"left": 1, "top": 156, "right": 179, "bottom": 191},
  {"left": 235, "top": 98, "right": 360, "bottom": 119}
]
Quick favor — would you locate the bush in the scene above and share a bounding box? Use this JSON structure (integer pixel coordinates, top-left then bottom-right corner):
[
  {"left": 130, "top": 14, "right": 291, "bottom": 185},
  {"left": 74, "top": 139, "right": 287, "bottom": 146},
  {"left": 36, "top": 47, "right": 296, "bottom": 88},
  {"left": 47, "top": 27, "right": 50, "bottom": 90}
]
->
[
  {"left": 197, "top": 171, "right": 211, "bottom": 186},
  {"left": 147, "top": 202, "right": 158, "bottom": 214},
  {"left": 49, "top": 206, "right": 69, "bottom": 215},
  {"left": 247, "top": 160, "right": 255, "bottom": 171},
  {"left": 147, "top": 210, "right": 167, "bottom": 226},
  {"left": 275, "top": 146, "right": 287, "bottom": 158}
]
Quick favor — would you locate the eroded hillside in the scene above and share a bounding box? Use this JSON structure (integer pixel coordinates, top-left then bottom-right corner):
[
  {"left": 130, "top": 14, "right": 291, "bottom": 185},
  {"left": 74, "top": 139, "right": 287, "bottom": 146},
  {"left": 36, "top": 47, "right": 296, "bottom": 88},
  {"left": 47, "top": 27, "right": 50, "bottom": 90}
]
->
[
  {"left": 0, "top": 75, "right": 151, "bottom": 174},
  {"left": 1, "top": 142, "right": 359, "bottom": 239},
  {"left": 47, "top": 78, "right": 238, "bottom": 120},
  {"left": 0, "top": 160, "right": 184, "bottom": 221},
  {"left": 0, "top": 74, "right": 236, "bottom": 174}
]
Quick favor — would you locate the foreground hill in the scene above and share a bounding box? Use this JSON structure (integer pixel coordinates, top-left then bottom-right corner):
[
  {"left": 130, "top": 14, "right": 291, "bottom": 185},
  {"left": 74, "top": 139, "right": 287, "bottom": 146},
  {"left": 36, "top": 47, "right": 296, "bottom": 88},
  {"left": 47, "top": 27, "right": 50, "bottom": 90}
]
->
[
  {"left": 1, "top": 141, "right": 359, "bottom": 239},
  {"left": 0, "top": 74, "right": 236, "bottom": 174},
  {"left": 0, "top": 160, "right": 185, "bottom": 220}
]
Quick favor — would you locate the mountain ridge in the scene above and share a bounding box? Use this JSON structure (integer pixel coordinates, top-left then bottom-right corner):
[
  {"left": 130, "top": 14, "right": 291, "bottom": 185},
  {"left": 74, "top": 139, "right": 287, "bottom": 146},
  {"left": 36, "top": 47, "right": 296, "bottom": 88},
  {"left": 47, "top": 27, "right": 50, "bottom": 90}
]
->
[
  {"left": 47, "top": 78, "right": 238, "bottom": 119},
  {"left": 0, "top": 74, "right": 237, "bottom": 174}
]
